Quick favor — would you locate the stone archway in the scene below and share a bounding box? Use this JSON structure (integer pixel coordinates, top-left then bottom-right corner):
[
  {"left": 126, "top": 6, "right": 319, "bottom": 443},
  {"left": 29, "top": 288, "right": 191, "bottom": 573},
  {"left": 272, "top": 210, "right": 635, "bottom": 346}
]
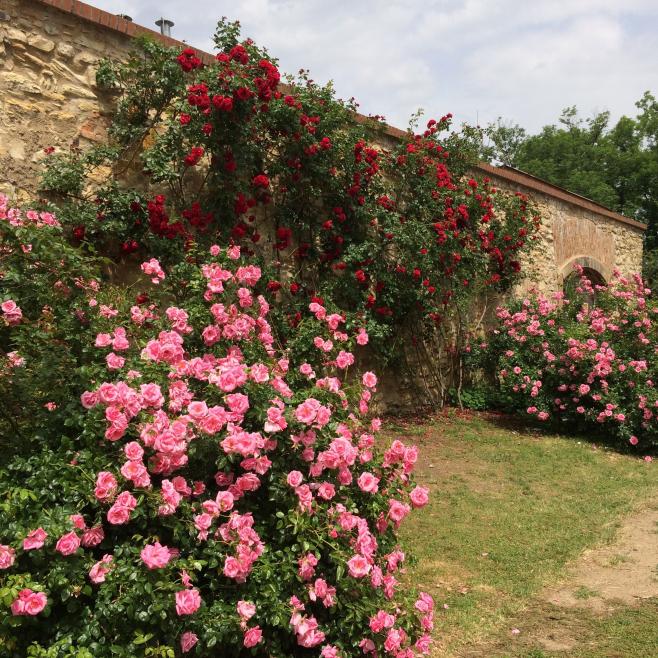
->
[
  {"left": 560, "top": 256, "right": 608, "bottom": 304},
  {"left": 558, "top": 255, "right": 610, "bottom": 287}
]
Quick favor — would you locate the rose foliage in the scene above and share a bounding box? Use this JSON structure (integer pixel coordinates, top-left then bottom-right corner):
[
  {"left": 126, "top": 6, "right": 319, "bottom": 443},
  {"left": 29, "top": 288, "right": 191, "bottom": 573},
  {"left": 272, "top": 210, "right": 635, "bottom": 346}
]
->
[
  {"left": 476, "top": 267, "right": 658, "bottom": 448},
  {"left": 1, "top": 195, "right": 434, "bottom": 657}
]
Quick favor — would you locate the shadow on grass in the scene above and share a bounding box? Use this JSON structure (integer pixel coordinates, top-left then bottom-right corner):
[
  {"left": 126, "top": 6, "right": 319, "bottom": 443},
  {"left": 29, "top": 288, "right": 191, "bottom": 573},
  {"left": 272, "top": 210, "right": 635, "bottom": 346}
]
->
[{"left": 446, "top": 406, "right": 658, "bottom": 458}]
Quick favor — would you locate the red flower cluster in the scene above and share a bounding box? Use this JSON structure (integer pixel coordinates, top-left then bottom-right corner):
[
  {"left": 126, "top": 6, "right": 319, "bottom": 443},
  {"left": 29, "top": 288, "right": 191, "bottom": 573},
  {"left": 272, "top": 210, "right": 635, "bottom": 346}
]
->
[{"left": 177, "top": 48, "right": 203, "bottom": 72}]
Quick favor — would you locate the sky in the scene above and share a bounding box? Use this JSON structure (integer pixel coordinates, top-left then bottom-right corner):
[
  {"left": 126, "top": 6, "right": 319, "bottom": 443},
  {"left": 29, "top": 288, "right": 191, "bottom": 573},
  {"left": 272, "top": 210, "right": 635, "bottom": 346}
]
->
[{"left": 89, "top": 0, "right": 658, "bottom": 134}]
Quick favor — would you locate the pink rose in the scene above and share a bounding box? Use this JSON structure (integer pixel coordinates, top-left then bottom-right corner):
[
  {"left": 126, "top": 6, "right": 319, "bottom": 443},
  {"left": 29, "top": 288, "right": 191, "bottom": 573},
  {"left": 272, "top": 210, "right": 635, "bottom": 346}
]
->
[
  {"left": 124, "top": 441, "right": 145, "bottom": 461},
  {"left": 409, "top": 486, "right": 429, "bottom": 508},
  {"left": 80, "top": 390, "right": 99, "bottom": 409},
  {"left": 175, "top": 588, "right": 202, "bottom": 615},
  {"left": 89, "top": 555, "right": 113, "bottom": 584},
  {"left": 286, "top": 470, "right": 304, "bottom": 487},
  {"left": 55, "top": 531, "right": 80, "bottom": 556},
  {"left": 23, "top": 528, "right": 47, "bottom": 551},
  {"left": 362, "top": 371, "right": 378, "bottom": 388},
  {"left": 243, "top": 626, "right": 263, "bottom": 648},
  {"left": 237, "top": 600, "right": 256, "bottom": 620},
  {"left": 357, "top": 472, "right": 379, "bottom": 493},
  {"left": 107, "top": 504, "right": 130, "bottom": 525},
  {"left": 0, "top": 544, "right": 16, "bottom": 569},
  {"left": 11, "top": 589, "right": 47, "bottom": 616},
  {"left": 95, "top": 470, "right": 118, "bottom": 501},
  {"left": 180, "top": 631, "right": 199, "bottom": 653},
  {"left": 141, "top": 542, "right": 172, "bottom": 569},
  {"left": 347, "top": 555, "right": 371, "bottom": 578},
  {"left": 81, "top": 525, "right": 104, "bottom": 547}
]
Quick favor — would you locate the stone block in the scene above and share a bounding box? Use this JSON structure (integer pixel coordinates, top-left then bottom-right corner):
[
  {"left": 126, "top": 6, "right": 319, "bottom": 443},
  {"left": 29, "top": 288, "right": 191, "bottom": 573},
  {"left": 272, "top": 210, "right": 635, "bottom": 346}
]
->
[
  {"left": 4, "top": 27, "right": 27, "bottom": 44},
  {"left": 27, "top": 34, "right": 55, "bottom": 53},
  {"left": 56, "top": 42, "right": 74, "bottom": 59}
]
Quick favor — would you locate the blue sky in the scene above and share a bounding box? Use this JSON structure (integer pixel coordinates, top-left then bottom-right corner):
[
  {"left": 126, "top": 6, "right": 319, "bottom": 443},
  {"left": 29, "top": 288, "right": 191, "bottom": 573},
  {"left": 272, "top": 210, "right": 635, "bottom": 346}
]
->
[{"left": 89, "top": 0, "right": 658, "bottom": 133}]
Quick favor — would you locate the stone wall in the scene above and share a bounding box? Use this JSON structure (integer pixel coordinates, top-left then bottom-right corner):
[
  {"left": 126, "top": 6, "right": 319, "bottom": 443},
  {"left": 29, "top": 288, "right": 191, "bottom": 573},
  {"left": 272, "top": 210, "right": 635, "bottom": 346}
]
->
[
  {"left": 0, "top": 0, "right": 208, "bottom": 203},
  {"left": 1, "top": 0, "right": 645, "bottom": 287},
  {"left": 477, "top": 165, "right": 645, "bottom": 292}
]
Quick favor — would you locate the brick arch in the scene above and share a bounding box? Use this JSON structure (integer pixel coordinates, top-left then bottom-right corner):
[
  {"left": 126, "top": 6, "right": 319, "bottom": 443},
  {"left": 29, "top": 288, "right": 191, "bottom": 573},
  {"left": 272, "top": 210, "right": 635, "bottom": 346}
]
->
[
  {"left": 558, "top": 255, "right": 611, "bottom": 284},
  {"left": 553, "top": 216, "right": 615, "bottom": 282}
]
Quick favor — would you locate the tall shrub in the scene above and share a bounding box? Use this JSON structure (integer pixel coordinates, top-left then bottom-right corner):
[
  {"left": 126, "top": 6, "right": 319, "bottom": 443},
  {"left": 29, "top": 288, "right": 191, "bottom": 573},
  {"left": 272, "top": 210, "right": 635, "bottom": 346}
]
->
[{"left": 1, "top": 196, "right": 433, "bottom": 656}]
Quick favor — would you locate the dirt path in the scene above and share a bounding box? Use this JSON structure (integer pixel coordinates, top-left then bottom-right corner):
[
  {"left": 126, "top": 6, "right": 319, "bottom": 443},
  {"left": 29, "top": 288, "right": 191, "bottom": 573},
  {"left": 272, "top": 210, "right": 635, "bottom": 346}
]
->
[
  {"left": 543, "top": 506, "right": 658, "bottom": 610},
  {"left": 452, "top": 504, "right": 658, "bottom": 657}
]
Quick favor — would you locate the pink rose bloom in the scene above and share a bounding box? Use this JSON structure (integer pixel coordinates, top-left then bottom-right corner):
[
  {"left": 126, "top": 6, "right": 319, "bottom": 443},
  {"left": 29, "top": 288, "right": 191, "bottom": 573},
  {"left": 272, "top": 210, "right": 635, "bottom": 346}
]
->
[
  {"left": 95, "top": 470, "right": 118, "bottom": 501},
  {"left": 81, "top": 525, "right": 104, "bottom": 548},
  {"left": 107, "top": 504, "right": 131, "bottom": 525},
  {"left": 70, "top": 514, "right": 86, "bottom": 530},
  {"left": 124, "top": 441, "right": 144, "bottom": 461},
  {"left": 175, "top": 588, "right": 202, "bottom": 615},
  {"left": 1, "top": 299, "right": 23, "bottom": 325},
  {"left": 357, "top": 472, "right": 379, "bottom": 493},
  {"left": 11, "top": 589, "right": 47, "bottom": 616},
  {"left": 180, "top": 631, "right": 199, "bottom": 653},
  {"left": 0, "top": 544, "right": 16, "bottom": 569},
  {"left": 80, "top": 390, "right": 99, "bottom": 409},
  {"left": 188, "top": 400, "right": 209, "bottom": 419},
  {"left": 321, "top": 645, "right": 340, "bottom": 658},
  {"left": 89, "top": 555, "right": 113, "bottom": 584},
  {"left": 347, "top": 555, "right": 371, "bottom": 578},
  {"left": 410, "top": 486, "right": 430, "bottom": 508},
  {"left": 141, "top": 542, "right": 172, "bottom": 569},
  {"left": 286, "top": 470, "right": 304, "bottom": 487},
  {"left": 630, "top": 436, "right": 639, "bottom": 445},
  {"left": 243, "top": 626, "right": 263, "bottom": 648},
  {"left": 106, "top": 352, "right": 125, "bottom": 370},
  {"left": 237, "top": 600, "right": 257, "bottom": 620},
  {"left": 362, "top": 371, "right": 378, "bottom": 388},
  {"left": 55, "top": 531, "right": 81, "bottom": 556},
  {"left": 23, "top": 528, "right": 47, "bottom": 551},
  {"left": 317, "top": 483, "right": 336, "bottom": 500}
]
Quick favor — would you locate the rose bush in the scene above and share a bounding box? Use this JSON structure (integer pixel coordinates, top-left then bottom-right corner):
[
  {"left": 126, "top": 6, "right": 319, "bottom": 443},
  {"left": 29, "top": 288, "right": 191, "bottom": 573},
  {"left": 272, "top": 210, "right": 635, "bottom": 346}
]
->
[
  {"left": 40, "top": 22, "right": 537, "bottom": 377},
  {"left": 0, "top": 194, "right": 102, "bottom": 459},
  {"left": 476, "top": 266, "right": 658, "bottom": 449},
  {"left": 1, "top": 197, "right": 433, "bottom": 656}
]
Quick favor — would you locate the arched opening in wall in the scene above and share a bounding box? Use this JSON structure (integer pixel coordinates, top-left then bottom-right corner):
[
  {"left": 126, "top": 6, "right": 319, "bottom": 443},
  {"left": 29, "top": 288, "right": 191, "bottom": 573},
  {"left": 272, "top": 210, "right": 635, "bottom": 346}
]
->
[{"left": 563, "top": 267, "right": 606, "bottom": 306}]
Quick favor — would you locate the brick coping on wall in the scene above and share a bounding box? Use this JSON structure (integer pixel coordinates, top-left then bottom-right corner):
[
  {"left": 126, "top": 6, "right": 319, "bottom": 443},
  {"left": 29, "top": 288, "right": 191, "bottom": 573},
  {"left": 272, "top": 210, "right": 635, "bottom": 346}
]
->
[{"left": 33, "top": 0, "right": 646, "bottom": 233}]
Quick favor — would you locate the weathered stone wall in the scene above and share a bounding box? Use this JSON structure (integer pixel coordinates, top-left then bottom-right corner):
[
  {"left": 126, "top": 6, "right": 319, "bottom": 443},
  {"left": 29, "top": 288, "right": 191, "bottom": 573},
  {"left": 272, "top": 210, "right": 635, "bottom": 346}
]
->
[
  {"left": 1, "top": 1, "right": 645, "bottom": 288},
  {"left": 480, "top": 169, "right": 645, "bottom": 292}
]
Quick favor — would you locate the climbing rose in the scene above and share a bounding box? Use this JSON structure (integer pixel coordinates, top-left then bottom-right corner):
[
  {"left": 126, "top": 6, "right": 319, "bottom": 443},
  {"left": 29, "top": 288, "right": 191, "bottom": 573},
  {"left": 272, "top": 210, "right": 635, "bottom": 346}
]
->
[
  {"left": 55, "top": 531, "right": 81, "bottom": 556},
  {"left": 180, "top": 631, "right": 199, "bottom": 652},
  {"left": 141, "top": 542, "right": 172, "bottom": 569},
  {"left": 23, "top": 528, "right": 47, "bottom": 551}
]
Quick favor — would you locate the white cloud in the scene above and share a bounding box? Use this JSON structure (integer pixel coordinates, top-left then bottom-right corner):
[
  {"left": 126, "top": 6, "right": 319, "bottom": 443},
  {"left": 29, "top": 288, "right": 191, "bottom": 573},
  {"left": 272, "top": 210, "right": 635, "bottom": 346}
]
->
[{"left": 89, "top": 0, "right": 658, "bottom": 132}]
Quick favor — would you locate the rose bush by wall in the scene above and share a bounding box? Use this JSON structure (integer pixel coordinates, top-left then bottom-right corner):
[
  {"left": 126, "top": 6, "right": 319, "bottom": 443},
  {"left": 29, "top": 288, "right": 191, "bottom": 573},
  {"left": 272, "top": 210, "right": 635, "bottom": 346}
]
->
[
  {"left": 476, "top": 267, "right": 658, "bottom": 449},
  {"left": 1, "top": 197, "right": 433, "bottom": 657},
  {"left": 40, "top": 21, "right": 537, "bottom": 375}
]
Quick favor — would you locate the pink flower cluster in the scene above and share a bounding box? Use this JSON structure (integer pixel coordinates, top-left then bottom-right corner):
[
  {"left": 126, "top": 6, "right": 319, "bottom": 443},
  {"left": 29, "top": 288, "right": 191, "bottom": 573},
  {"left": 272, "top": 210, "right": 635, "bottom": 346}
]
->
[
  {"left": 491, "top": 267, "right": 658, "bottom": 449},
  {"left": 1, "top": 245, "right": 432, "bottom": 654}
]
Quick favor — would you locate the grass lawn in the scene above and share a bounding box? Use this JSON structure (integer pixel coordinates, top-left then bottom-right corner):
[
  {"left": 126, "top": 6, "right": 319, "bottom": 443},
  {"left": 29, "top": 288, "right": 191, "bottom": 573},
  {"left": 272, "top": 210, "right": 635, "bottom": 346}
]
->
[{"left": 387, "top": 410, "right": 658, "bottom": 657}]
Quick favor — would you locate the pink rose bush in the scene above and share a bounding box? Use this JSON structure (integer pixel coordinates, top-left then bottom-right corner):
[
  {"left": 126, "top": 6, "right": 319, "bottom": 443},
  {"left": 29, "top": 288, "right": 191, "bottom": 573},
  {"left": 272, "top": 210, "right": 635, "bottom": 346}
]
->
[
  {"left": 480, "top": 267, "right": 658, "bottom": 448},
  {"left": 0, "top": 241, "right": 432, "bottom": 657}
]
